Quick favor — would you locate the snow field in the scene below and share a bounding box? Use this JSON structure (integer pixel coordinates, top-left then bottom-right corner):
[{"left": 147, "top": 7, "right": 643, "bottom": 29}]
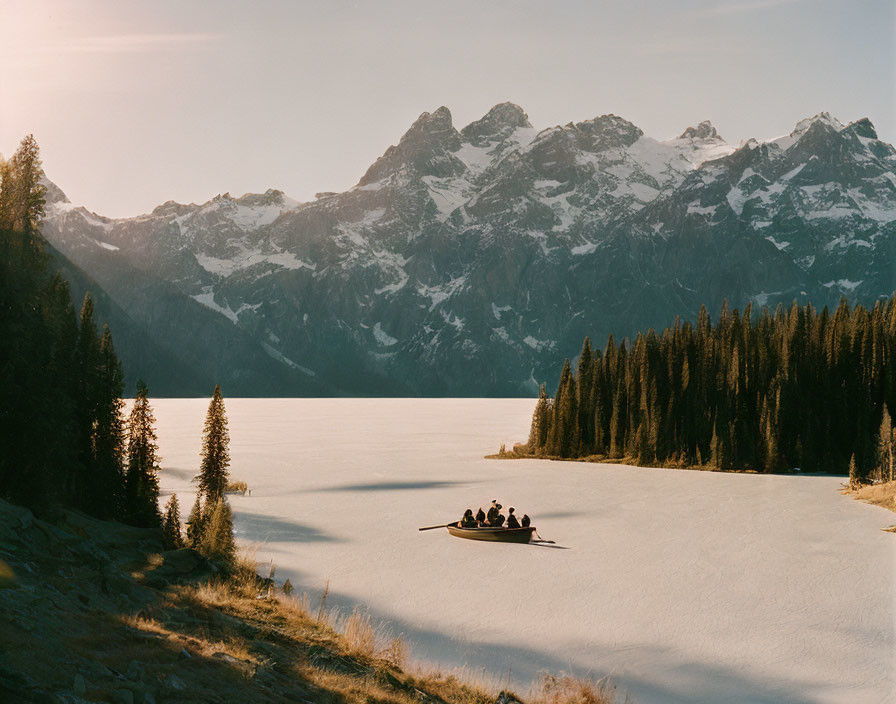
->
[{"left": 153, "top": 398, "right": 895, "bottom": 704}]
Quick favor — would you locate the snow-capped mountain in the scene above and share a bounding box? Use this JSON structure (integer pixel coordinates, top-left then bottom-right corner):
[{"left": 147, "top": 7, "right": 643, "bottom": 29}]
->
[{"left": 41, "top": 104, "right": 896, "bottom": 395}]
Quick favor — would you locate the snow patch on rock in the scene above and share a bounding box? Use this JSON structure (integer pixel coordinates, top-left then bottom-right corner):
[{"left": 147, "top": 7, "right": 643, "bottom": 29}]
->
[{"left": 373, "top": 322, "right": 398, "bottom": 346}]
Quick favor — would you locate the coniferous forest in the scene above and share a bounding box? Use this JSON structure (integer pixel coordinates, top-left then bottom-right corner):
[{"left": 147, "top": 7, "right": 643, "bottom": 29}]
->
[
  {"left": 0, "top": 136, "right": 162, "bottom": 527},
  {"left": 524, "top": 299, "right": 896, "bottom": 481},
  {"left": 0, "top": 136, "right": 238, "bottom": 561}
]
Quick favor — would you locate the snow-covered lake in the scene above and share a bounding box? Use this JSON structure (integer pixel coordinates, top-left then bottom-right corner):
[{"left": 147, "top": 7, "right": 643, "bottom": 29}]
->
[{"left": 153, "top": 398, "right": 895, "bottom": 704}]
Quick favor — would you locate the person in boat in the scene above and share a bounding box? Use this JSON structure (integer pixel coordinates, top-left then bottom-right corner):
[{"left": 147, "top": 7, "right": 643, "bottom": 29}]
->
[
  {"left": 486, "top": 500, "right": 501, "bottom": 526},
  {"left": 458, "top": 509, "right": 477, "bottom": 528},
  {"left": 521, "top": 513, "right": 530, "bottom": 528},
  {"left": 506, "top": 507, "right": 520, "bottom": 529},
  {"left": 475, "top": 507, "right": 486, "bottom": 525}
]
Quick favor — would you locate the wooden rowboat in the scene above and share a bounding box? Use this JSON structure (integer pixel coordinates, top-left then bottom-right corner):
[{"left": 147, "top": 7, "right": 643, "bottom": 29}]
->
[{"left": 446, "top": 524, "right": 535, "bottom": 543}]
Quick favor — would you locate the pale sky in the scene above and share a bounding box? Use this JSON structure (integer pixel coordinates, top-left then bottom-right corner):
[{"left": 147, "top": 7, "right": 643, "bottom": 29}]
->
[{"left": 1, "top": 0, "right": 893, "bottom": 218}]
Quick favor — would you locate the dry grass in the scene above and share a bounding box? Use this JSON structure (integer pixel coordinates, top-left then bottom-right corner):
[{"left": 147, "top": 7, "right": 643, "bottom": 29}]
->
[
  {"left": 381, "top": 636, "right": 407, "bottom": 670},
  {"left": 533, "top": 673, "right": 631, "bottom": 704},
  {"left": 343, "top": 609, "right": 377, "bottom": 658},
  {"left": 175, "top": 573, "right": 501, "bottom": 704},
  {"left": 226, "top": 479, "right": 249, "bottom": 494},
  {"left": 848, "top": 479, "right": 896, "bottom": 511},
  {"left": 337, "top": 608, "right": 409, "bottom": 668},
  {"left": 404, "top": 671, "right": 496, "bottom": 704},
  {"left": 846, "top": 480, "right": 896, "bottom": 531}
]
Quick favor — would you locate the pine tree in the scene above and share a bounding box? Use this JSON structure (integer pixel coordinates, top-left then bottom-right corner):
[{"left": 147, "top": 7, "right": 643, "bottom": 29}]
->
[
  {"left": 125, "top": 380, "right": 162, "bottom": 527},
  {"left": 848, "top": 454, "right": 860, "bottom": 489},
  {"left": 527, "top": 384, "right": 551, "bottom": 454},
  {"left": 200, "top": 498, "right": 236, "bottom": 566},
  {"left": 576, "top": 338, "right": 595, "bottom": 455},
  {"left": 74, "top": 293, "right": 102, "bottom": 509},
  {"left": 709, "top": 421, "right": 721, "bottom": 469},
  {"left": 162, "top": 494, "right": 184, "bottom": 549},
  {"left": 548, "top": 361, "right": 578, "bottom": 457},
  {"left": 198, "top": 385, "right": 231, "bottom": 503},
  {"left": 91, "top": 325, "right": 126, "bottom": 518},
  {"left": 762, "top": 408, "right": 779, "bottom": 474},
  {"left": 878, "top": 404, "right": 893, "bottom": 483},
  {"left": 609, "top": 378, "right": 624, "bottom": 458},
  {"left": 186, "top": 494, "right": 204, "bottom": 547},
  {"left": 0, "top": 136, "right": 67, "bottom": 508},
  {"left": 0, "top": 134, "right": 46, "bottom": 236}
]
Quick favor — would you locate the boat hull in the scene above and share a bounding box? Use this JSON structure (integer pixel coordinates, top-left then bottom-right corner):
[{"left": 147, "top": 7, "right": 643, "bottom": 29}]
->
[{"left": 446, "top": 525, "right": 535, "bottom": 543}]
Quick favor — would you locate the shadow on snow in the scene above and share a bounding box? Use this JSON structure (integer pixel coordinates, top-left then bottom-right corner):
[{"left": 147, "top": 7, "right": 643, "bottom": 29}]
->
[
  {"left": 278, "top": 579, "right": 820, "bottom": 704},
  {"left": 316, "top": 480, "right": 475, "bottom": 492},
  {"left": 233, "top": 511, "right": 343, "bottom": 544}
]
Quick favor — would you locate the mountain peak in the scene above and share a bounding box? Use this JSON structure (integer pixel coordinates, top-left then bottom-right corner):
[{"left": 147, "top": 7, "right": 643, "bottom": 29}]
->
[
  {"left": 358, "top": 106, "right": 462, "bottom": 186},
  {"left": 461, "top": 102, "right": 532, "bottom": 145},
  {"left": 678, "top": 120, "right": 721, "bottom": 141},
  {"left": 573, "top": 114, "right": 643, "bottom": 150},
  {"left": 792, "top": 112, "right": 844, "bottom": 136},
  {"left": 397, "top": 106, "right": 459, "bottom": 147},
  {"left": 39, "top": 175, "right": 70, "bottom": 206},
  {"left": 845, "top": 117, "right": 878, "bottom": 141},
  {"left": 407, "top": 106, "right": 454, "bottom": 134}
]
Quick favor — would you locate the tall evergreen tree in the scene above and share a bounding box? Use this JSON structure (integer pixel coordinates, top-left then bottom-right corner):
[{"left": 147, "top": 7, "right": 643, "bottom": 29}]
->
[
  {"left": 197, "top": 385, "right": 231, "bottom": 502},
  {"left": 848, "top": 454, "right": 860, "bottom": 489},
  {"left": 527, "top": 384, "right": 551, "bottom": 454},
  {"left": 74, "top": 294, "right": 102, "bottom": 509},
  {"left": 0, "top": 134, "right": 46, "bottom": 236},
  {"left": 547, "top": 360, "right": 578, "bottom": 457},
  {"left": 0, "top": 136, "right": 112, "bottom": 510},
  {"left": 186, "top": 494, "right": 204, "bottom": 548},
  {"left": 125, "top": 380, "right": 162, "bottom": 527},
  {"left": 878, "top": 405, "right": 893, "bottom": 483},
  {"left": 162, "top": 494, "right": 184, "bottom": 549},
  {"left": 90, "top": 325, "right": 126, "bottom": 518},
  {"left": 576, "top": 338, "right": 595, "bottom": 456}
]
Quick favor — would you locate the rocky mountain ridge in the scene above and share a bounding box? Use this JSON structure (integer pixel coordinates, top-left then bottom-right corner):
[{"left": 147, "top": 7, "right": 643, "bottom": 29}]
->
[{"left": 40, "top": 104, "right": 896, "bottom": 395}]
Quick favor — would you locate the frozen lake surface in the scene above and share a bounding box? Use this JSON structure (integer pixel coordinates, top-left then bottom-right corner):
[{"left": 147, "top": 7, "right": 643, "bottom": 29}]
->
[{"left": 153, "top": 398, "right": 895, "bottom": 704}]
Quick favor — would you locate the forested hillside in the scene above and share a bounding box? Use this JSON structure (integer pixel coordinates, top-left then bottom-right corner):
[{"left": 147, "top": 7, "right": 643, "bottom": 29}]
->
[
  {"left": 0, "top": 136, "right": 159, "bottom": 520},
  {"left": 523, "top": 297, "right": 896, "bottom": 479}
]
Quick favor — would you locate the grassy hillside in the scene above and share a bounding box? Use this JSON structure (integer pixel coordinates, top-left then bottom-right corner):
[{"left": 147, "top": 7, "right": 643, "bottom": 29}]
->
[{"left": 0, "top": 499, "right": 624, "bottom": 704}]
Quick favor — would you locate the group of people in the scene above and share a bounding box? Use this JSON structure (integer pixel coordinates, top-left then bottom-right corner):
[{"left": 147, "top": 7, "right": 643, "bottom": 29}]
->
[{"left": 458, "top": 500, "right": 530, "bottom": 529}]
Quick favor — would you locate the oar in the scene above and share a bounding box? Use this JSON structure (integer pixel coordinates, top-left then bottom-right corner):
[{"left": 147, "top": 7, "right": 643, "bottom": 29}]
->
[
  {"left": 418, "top": 523, "right": 453, "bottom": 531},
  {"left": 531, "top": 529, "right": 555, "bottom": 544}
]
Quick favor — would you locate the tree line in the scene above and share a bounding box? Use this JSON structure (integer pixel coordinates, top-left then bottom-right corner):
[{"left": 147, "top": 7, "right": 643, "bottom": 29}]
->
[
  {"left": 0, "top": 135, "right": 237, "bottom": 565},
  {"left": 525, "top": 297, "right": 896, "bottom": 482},
  {"left": 0, "top": 134, "right": 158, "bottom": 519}
]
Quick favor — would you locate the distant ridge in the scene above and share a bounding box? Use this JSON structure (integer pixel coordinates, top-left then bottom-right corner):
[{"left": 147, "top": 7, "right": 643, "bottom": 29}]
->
[{"left": 40, "top": 104, "right": 896, "bottom": 396}]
